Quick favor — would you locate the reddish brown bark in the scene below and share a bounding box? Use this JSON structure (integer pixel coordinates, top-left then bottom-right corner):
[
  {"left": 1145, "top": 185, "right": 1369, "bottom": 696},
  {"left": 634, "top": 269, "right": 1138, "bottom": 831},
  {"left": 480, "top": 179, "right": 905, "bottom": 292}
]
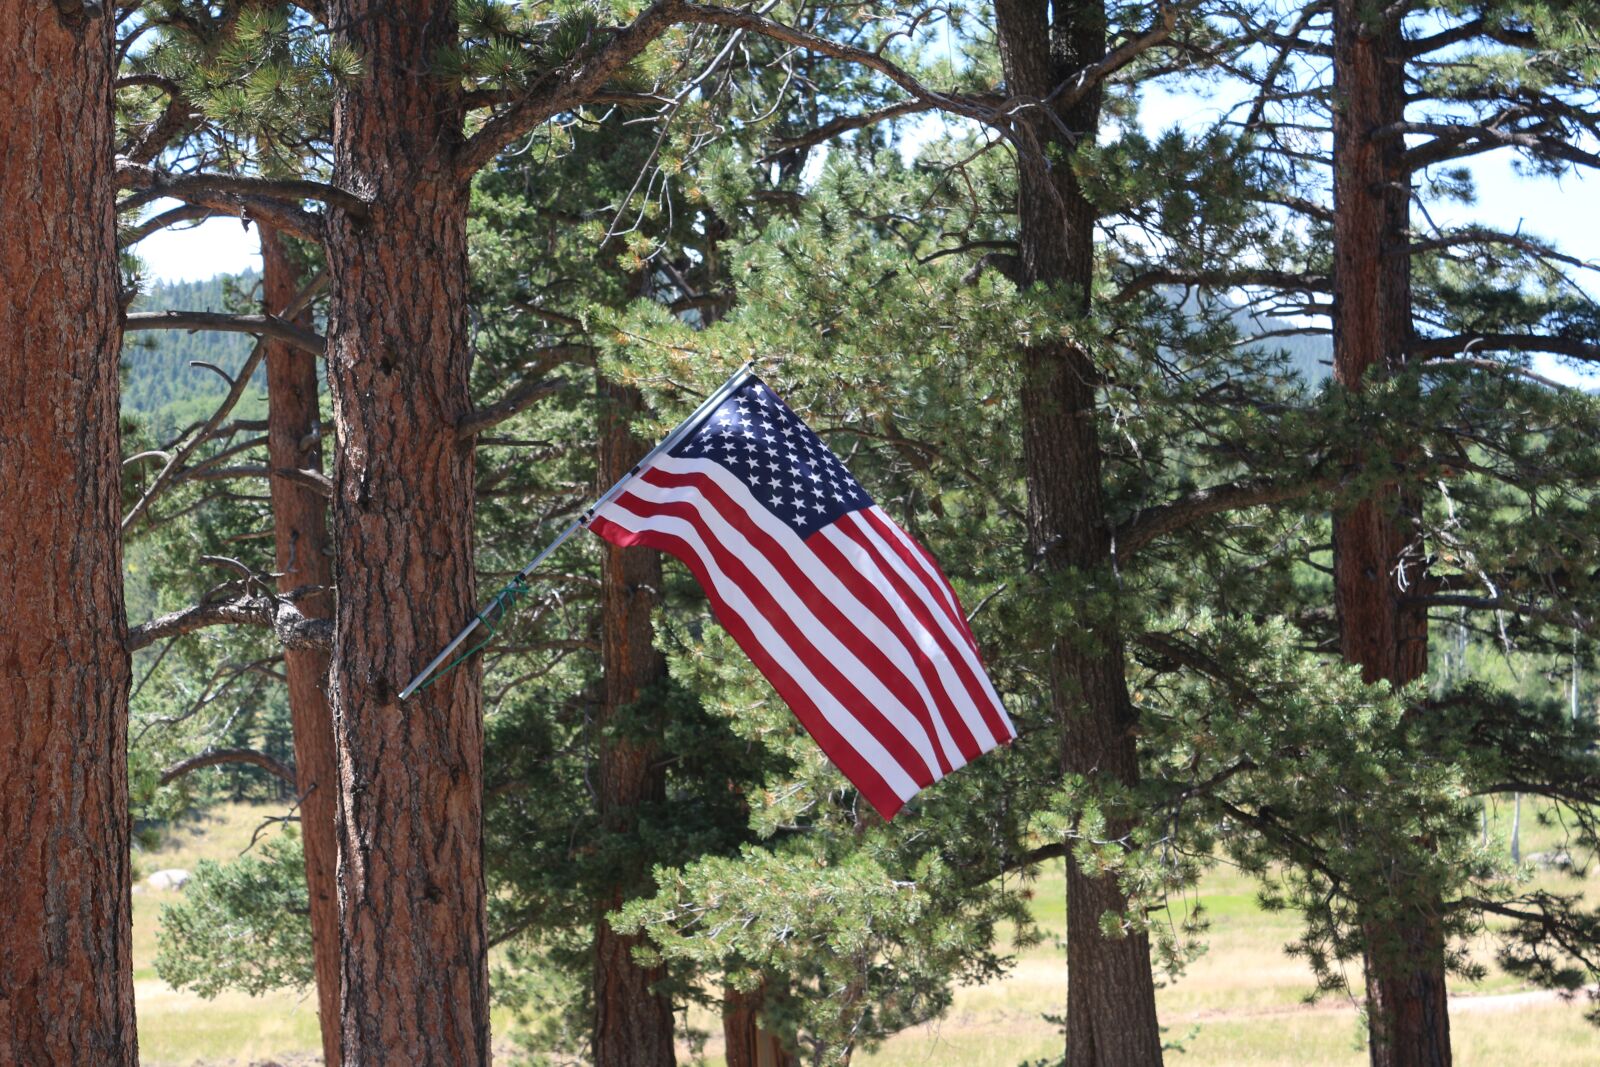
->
[
  {"left": 723, "top": 983, "right": 795, "bottom": 1067},
  {"left": 0, "top": 4, "right": 137, "bottom": 1062},
  {"left": 993, "top": 2, "right": 1164, "bottom": 1065},
  {"left": 322, "top": 0, "right": 487, "bottom": 1062},
  {"left": 1330, "top": 3, "right": 1448, "bottom": 1064},
  {"left": 261, "top": 227, "right": 341, "bottom": 1066},
  {"left": 593, "top": 379, "right": 677, "bottom": 1067}
]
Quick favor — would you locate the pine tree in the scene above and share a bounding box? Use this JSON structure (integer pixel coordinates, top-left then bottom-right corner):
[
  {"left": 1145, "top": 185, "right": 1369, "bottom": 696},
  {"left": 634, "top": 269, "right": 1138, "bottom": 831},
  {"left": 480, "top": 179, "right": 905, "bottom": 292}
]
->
[
  {"left": 1154, "top": 2, "right": 1600, "bottom": 1062},
  {"left": 0, "top": 2, "right": 137, "bottom": 1061},
  {"left": 260, "top": 223, "right": 341, "bottom": 1066}
]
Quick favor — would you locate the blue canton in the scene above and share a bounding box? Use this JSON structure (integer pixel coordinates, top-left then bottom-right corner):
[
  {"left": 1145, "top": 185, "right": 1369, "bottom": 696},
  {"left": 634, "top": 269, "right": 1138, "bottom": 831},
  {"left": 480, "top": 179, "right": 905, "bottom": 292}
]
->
[{"left": 671, "top": 376, "right": 875, "bottom": 539}]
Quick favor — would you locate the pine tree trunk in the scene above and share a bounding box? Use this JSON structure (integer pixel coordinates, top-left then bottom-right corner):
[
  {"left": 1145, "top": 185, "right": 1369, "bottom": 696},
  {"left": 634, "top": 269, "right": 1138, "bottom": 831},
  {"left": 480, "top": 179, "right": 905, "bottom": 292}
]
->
[
  {"left": 992, "top": 3, "right": 1163, "bottom": 1065},
  {"left": 723, "top": 983, "right": 795, "bottom": 1067},
  {"left": 593, "top": 378, "right": 677, "bottom": 1067},
  {"left": 1330, "top": 3, "right": 1449, "bottom": 1064},
  {"left": 0, "top": 4, "right": 136, "bottom": 1062},
  {"left": 322, "top": 1, "right": 488, "bottom": 1062},
  {"left": 261, "top": 227, "right": 341, "bottom": 1066}
]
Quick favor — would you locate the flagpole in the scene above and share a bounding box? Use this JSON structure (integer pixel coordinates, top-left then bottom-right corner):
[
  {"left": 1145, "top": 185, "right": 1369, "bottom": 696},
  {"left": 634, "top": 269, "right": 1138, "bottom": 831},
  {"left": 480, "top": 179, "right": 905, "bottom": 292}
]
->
[{"left": 397, "top": 361, "right": 757, "bottom": 701}]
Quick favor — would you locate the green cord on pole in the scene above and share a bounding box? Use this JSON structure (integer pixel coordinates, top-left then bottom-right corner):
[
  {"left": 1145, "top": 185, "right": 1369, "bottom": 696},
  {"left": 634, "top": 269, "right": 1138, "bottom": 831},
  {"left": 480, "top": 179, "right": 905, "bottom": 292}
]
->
[{"left": 413, "top": 576, "right": 530, "bottom": 694}]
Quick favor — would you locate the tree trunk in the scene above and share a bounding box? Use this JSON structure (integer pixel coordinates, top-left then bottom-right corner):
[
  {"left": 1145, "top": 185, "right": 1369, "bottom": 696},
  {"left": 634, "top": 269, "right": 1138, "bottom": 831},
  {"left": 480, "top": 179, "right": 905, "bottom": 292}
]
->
[
  {"left": 723, "top": 982, "right": 795, "bottom": 1067},
  {"left": 1330, "top": 3, "right": 1449, "bottom": 1064},
  {"left": 992, "top": 3, "right": 1163, "bottom": 1065},
  {"left": 322, "top": 1, "right": 488, "bottom": 1062},
  {"left": 593, "top": 378, "right": 677, "bottom": 1067},
  {"left": 261, "top": 227, "right": 341, "bottom": 1066},
  {"left": 0, "top": 4, "right": 136, "bottom": 1062}
]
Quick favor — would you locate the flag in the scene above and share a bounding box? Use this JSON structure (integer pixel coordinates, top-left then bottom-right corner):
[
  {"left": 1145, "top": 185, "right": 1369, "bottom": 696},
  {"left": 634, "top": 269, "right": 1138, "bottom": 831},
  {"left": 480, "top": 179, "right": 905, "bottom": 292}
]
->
[{"left": 587, "top": 374, "right": 1014, "bottom": 818}]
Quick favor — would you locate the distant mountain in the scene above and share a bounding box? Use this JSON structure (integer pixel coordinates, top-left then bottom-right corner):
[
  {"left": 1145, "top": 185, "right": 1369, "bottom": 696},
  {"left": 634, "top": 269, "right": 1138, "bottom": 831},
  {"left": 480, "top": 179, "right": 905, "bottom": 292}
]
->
[
  {"left": 1229, "top": 303, "right": 1332, "bottom": 383},
  {"left": 122, "top": 271, "right": 263, "bottom": 435}
]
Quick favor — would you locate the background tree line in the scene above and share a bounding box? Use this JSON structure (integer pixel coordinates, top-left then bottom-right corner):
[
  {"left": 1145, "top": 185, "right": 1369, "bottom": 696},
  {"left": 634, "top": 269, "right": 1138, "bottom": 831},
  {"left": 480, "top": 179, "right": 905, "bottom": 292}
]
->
[{"left": 3, "top": 1, "right": 1600, "bottom": 1066}]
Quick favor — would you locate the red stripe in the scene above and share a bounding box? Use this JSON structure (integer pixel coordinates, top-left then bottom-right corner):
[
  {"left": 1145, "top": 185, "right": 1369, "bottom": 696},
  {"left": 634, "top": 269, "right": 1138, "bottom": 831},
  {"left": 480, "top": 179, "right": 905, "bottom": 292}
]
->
[
  {"left": 607, "top": 487, "right": 934, "bottom": 789},
  {"left": 898, "top": 521, "right": 977, "bottom": 651},
  {"left": 890, "top": 518, "right": 1013, "bottom": 740},
  {"left": 862, "top": 509, "right": 975, "bottom": 653},
  {"left": 589, "top": 514, "right": 907, "bottom": 819},
  {"left": 638, "top": 468, "right": 958, "bottom": 775},
  {"left": 835, "top": 512, "right": 1013, "bottom": 746},
  {"left": 802, "top": 528, "right": 984, "bottom": 764}
]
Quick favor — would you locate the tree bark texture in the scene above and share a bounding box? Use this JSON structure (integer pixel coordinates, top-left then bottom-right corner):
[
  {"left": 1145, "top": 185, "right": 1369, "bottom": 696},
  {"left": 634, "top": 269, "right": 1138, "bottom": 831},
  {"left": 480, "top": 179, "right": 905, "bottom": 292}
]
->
[
  {"left": 992, "top": 3, "right": 1165, "bottom": 1065},
  {"left": 0, "top": 4, "right": 137, "bottom": 1063},
  {"left": 322, "top": 1, "right": 487, "bottom": 1062},
  {"left": 722, "top": 983, "right": 795, "bottom": 1067},
  {"left": 593, "top": 379, "right": 678, "bottom": 1067},
  {"left": 262, "top": 227, "right": 341, "bottom": 1066},
  {"left": 1330, "top": 4, "right": 1448, "bottom": 1065}
]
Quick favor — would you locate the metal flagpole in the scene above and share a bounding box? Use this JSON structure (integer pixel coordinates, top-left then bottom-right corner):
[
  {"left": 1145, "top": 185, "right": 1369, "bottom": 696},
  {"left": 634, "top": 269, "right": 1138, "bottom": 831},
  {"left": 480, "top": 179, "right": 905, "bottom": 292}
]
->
[{"left": 398, "top": 361, "right": 757, "bottom": 701}]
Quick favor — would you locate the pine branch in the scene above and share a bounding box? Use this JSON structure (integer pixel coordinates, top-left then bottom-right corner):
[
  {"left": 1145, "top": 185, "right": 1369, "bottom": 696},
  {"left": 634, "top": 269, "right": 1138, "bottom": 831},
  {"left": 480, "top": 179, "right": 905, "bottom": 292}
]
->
[
  {"left": 1418, "top": 357, "right": 1573, "bottom": 391},
  {"left": 274, "top": 467, "right": 334, "bottom": 499},
  {"left": 455, "top": 0, "right": 692, "bottom": 177},
  {"left": 115, "top": 72, "right": 192, "bottom": 165},
  {"left": 1408, "top": 333, "right": 1600, "bottom": 363},
  {"left": 115, "top": 163, "right": 362, "bottom": 242},
  {"left": 1114, "top": 475, "right": 1335, "bottom": 558},
  {"left": 122, "top": 203, "right": 218, "bottom": 244},
  {"left": 1405, "top": 594, "right": 1593, "bottom": 633},
  {"left": 759, "top": 100, "right": 940, "bottom": 161},
  {"left": 1042, "top": 3, "right": 1179, "bottom": 113},
  {"left": 123, "top": 272, "right": 329, "bottom": 532},
  {"left": 1115, "top": 268, "right": 1331, "bottom": 302},
  {"left": 1404, "top": 16, "right": 1539, "bottom": 57},
  {"left": 160, "top": 748, "right": 297, "bottom": 787},
  {"left": 458, "top": 375, "right": 569, "bottom": 439},
  {"left": 127, "top": 594, "right": 333, "bottom": 653},
  {"left": 458, "top": 344, "right": 591, "bottom": 438},
  {"left": 124, "top": 310, "right": 325, "bottom": 355},
  {"left": 670, "top": 2, "right": 1007, "bottom": 128},
  {"left": 117, "top": 163, "right": 370, "bottom": 216},
  {"left": 1394, "top": 120, "right": 1600, "bottom": 172},
  {"left": 1406, "top": 229, "right": 1600, "bottom": 272}
]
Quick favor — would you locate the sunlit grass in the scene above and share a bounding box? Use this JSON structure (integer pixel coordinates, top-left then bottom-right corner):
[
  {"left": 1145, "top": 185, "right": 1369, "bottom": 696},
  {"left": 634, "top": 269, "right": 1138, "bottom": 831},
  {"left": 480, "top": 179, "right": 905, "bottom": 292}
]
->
[{"left": 132, "top": 801, "right": 1600, "bottom": 1065}]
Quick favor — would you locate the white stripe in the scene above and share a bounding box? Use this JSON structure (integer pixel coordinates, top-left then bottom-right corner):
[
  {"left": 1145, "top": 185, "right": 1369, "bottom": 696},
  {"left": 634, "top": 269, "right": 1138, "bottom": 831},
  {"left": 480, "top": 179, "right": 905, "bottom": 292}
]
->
[
  {"left": 841, "top": 511, "right": 1013, "bottom": 747},
  {"left": 593, "top": 498, "right": 924, "bottom": 802},
  {"left": 648, "top": 457, "right": 971, "bottom": 769},
  {"left": 872, "top": 507, "right": 967, "bottom": 633},
  {"left": 817, "top": 521, "right": 1002, "bottom": 752},
  {"left": 861, "top": 509, "right": 1013, "bottom": 742},
  {"left": 870, "top": 505, "right": 1017, "bottom": 739},
  {"left": 867, "top": 507, "right": 1015, "bottom": 739},
  {"left": 605, "top": 467, "right": 953, "bottom": 779}
]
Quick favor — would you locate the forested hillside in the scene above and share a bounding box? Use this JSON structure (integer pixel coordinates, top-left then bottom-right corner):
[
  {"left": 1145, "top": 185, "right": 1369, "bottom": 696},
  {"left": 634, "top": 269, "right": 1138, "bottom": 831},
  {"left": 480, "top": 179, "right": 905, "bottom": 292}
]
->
[{"left": 122, "top": 271, "right": 264, "bottom": 435}]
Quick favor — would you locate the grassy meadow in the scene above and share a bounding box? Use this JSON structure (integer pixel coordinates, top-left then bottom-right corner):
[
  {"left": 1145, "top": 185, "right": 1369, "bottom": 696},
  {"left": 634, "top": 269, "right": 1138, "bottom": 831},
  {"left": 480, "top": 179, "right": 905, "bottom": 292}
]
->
[{"left": 131, "top": 802, "right": 1599, "bottom": 1066}]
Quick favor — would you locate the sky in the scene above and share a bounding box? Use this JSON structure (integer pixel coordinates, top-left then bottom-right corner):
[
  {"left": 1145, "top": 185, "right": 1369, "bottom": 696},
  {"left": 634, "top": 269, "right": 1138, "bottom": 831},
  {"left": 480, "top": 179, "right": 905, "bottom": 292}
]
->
[{"left": 133, "top": 84, "right": 1599, "bottom": 386}]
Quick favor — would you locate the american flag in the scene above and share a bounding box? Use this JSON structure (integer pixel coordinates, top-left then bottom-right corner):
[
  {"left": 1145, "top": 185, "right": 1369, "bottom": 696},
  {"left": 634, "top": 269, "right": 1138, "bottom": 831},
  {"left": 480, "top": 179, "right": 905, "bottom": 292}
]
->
[{"left": 587, "top": 374, "right": 1014, "bottom": 818}]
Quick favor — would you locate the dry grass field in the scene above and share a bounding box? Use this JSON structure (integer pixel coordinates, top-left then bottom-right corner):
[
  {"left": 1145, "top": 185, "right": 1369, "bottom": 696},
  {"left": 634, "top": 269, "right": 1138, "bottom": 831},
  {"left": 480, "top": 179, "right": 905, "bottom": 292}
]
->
[{"left": 132, "top": 803, "right": 1599, "bottom": 1066}]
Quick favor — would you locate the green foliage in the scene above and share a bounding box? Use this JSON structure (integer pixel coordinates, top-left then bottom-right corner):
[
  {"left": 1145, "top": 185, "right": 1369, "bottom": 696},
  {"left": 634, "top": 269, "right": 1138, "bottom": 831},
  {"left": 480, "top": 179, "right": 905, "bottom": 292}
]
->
[{"left": 155, "top": 832, "right": 314, "bottom": 998}]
